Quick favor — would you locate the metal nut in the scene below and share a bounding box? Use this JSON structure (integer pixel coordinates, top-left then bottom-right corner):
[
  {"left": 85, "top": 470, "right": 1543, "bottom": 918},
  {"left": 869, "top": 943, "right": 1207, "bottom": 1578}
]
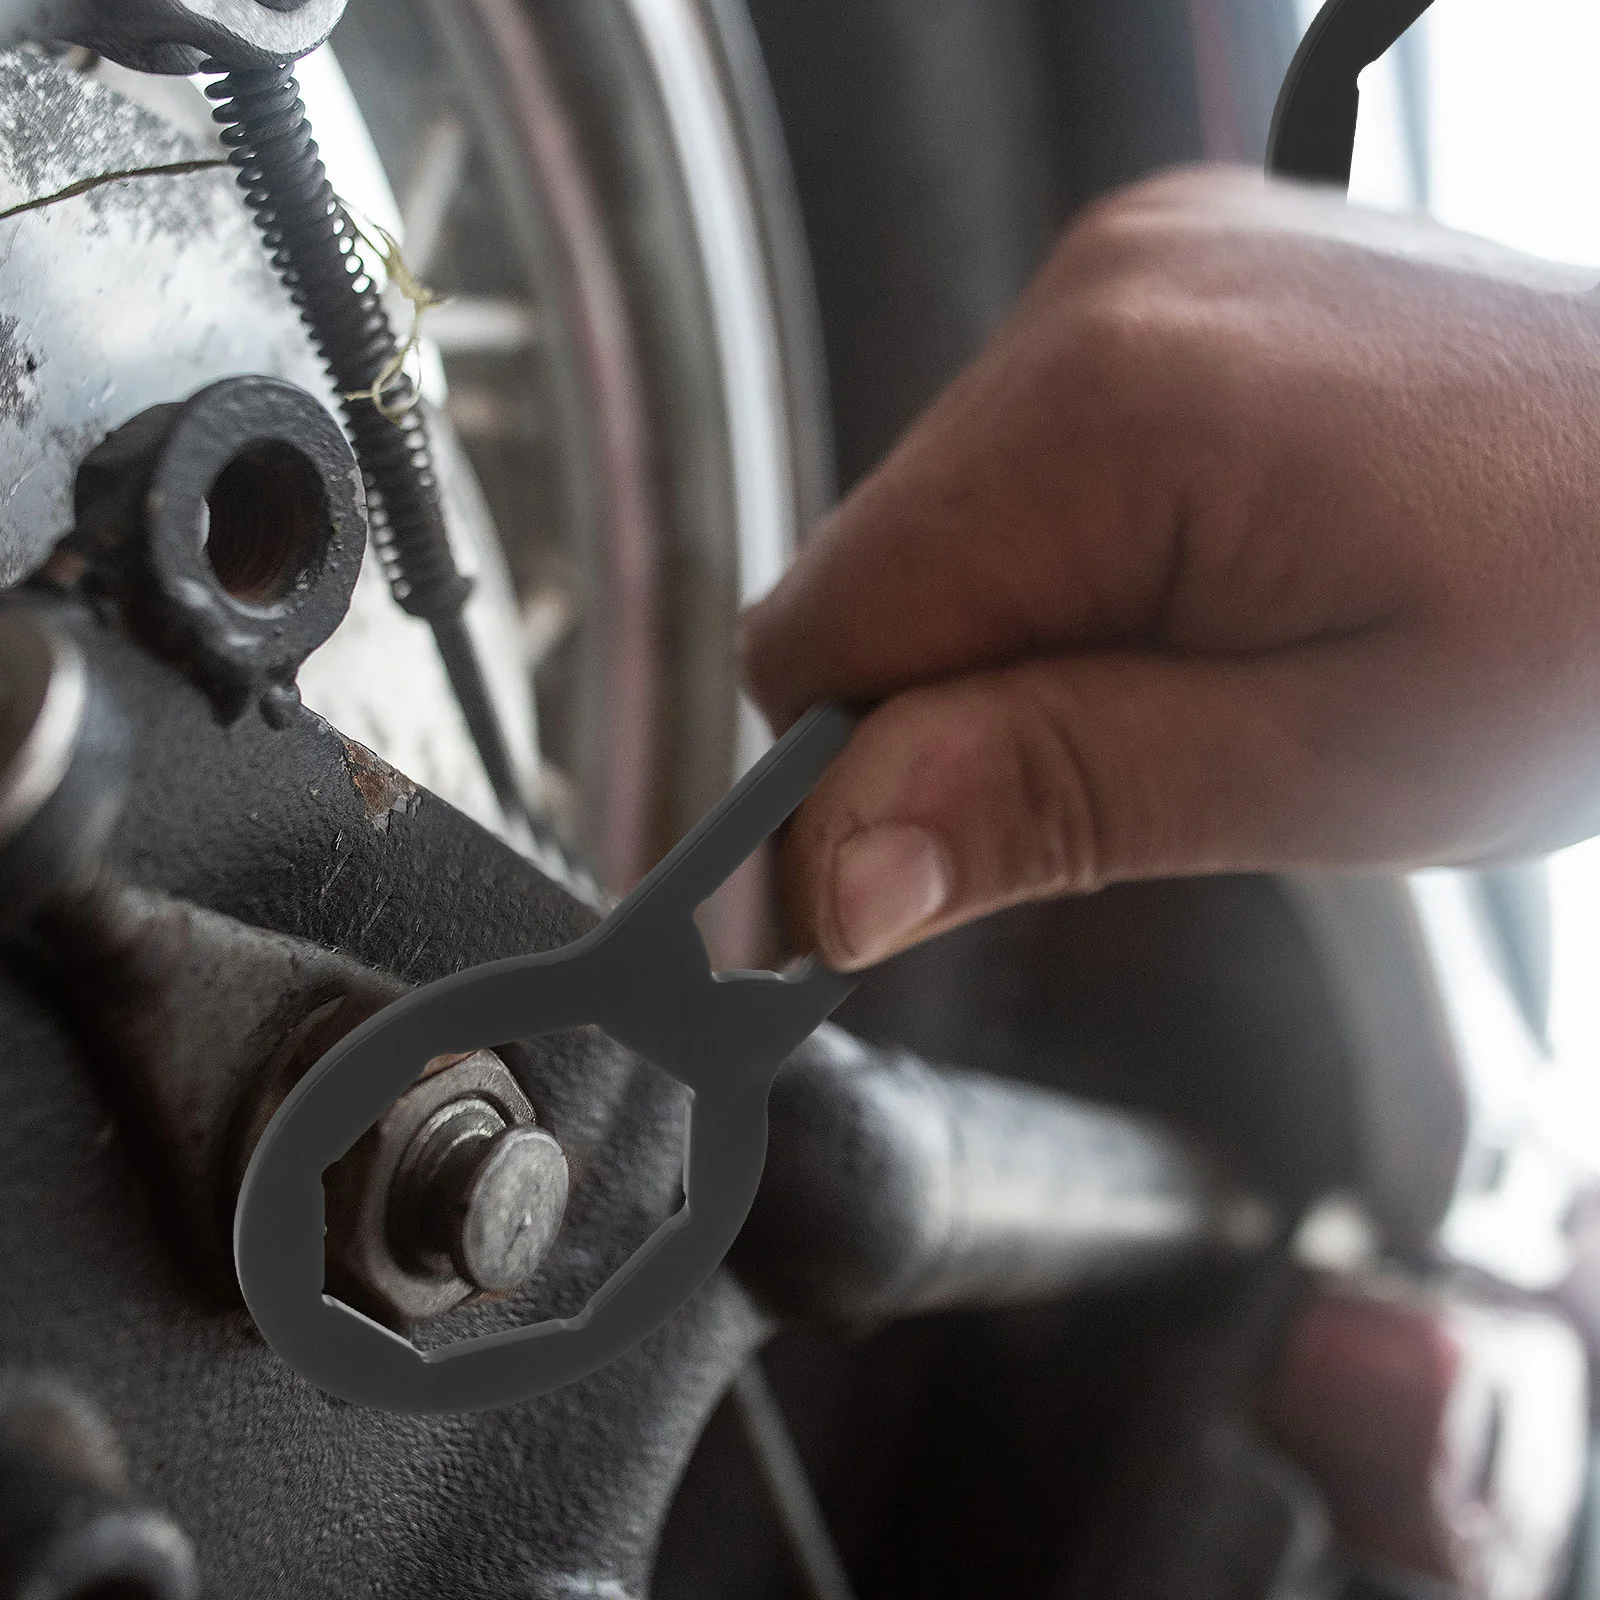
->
[
  {"left": 323, "top": 1049, "right": 568, "bottom": 1329},
  {"left": 73, "top": 379, "right": 367, "bottom": 727}
]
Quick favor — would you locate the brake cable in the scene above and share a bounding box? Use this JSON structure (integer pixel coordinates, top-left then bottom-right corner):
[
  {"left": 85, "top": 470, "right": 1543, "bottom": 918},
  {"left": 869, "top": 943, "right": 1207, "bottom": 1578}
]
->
[
  {"left": 1268, "top": 0, "right": 1433, "bottom": 184},
  {"left": 204, "top": 57, "right": 529, "bottom": 828}
]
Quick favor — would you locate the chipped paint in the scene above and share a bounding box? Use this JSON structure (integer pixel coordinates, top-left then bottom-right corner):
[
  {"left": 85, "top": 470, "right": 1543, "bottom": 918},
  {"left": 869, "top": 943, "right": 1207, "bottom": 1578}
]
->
[{"left": 337, "top": 732, "right": 419, "bottom": 835}]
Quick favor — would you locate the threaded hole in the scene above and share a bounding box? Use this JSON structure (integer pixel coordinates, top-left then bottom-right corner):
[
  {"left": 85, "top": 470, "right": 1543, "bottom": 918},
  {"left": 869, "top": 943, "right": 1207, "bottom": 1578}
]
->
[{"left": 202, "top": 442, "right": 329, "bottom": 607}]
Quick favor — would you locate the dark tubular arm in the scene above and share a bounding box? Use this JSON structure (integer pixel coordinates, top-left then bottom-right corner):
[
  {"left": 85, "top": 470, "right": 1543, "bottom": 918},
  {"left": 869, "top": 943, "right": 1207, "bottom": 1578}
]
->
[
  {"left": 1268, "top": 0, "right": 1433, "bottom": 183},
  {"left": 735, "top": 1026, "right": 1274, "bottom": 1326}
]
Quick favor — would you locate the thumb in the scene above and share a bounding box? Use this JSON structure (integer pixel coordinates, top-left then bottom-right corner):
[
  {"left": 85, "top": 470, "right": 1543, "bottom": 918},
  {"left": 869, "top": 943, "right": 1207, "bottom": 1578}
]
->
[{"left": 780, "top": 646, "right": 1396, "bottom": 972}]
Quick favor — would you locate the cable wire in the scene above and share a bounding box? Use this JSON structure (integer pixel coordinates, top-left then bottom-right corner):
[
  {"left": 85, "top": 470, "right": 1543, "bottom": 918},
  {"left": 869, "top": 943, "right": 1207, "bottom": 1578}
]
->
[{"left": 204, "top": 58, "right": 527, "bottom": 824}]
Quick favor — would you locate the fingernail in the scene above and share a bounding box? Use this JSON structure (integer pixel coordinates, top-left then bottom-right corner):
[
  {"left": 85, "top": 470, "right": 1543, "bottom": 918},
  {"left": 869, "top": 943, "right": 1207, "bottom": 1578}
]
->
[{"left": 829, "top": 824, "right": 953, "bottom": 968}]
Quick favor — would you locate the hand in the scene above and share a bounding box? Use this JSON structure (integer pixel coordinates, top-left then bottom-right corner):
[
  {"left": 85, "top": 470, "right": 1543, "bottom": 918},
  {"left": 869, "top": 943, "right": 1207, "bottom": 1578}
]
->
[{"left": 742, "top": 166, "right": 1600, "bottom": 971}]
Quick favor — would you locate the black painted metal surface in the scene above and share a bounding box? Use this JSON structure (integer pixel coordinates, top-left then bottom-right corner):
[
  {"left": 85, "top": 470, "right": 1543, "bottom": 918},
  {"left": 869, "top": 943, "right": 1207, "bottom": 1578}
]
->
[
  {"left": 737, "top": 1024, "right": 1273, "bottom": 1327},
  {"left": 0, "top": 583, "right": 1275, "bottom": 1592},
  {"left": 0, "top": 589, "right": 755, "bottom": 1596}
]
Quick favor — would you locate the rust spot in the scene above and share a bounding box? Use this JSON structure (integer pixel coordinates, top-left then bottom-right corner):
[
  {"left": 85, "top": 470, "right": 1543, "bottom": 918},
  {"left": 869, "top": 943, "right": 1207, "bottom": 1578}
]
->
[{"left": 338, "top": 734, "right": 420, "bottom": 835}]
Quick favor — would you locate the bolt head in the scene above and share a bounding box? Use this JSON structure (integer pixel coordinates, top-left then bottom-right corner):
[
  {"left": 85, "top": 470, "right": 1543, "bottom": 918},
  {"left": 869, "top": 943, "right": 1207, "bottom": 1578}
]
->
[
  {"left": 322, "top": 1049, "right": 543, "bottom": 1328},
  {"left": 454, "top": 1126, "right": 569, "bottom": 1292}
]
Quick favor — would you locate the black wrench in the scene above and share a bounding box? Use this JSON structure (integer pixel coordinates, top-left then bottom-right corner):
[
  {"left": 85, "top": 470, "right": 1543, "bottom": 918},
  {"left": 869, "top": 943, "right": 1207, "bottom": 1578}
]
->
[{"left": 235, "top": 705, "right": 856, "bottom": 1415}]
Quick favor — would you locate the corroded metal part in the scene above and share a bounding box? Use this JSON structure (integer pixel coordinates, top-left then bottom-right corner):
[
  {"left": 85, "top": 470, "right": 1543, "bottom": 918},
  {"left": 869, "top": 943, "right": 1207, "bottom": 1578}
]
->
[
  {"left": 73, "top": 378, "right": 368, "bottom": 727},
  {"left": 0, "top": 585, "right": 752, "bottom": 1597},
  {"left": 391, "top": 1103, "right": 570, "bottom": 1295},
  {"left": 0, "top": 590, "right": 563, "bottom": 1318},
  {"left": 324, "top": 1048, "right": 556, "bottom": 1327},
  {"left": 0, "top": 50, "right": 545, "bottom": 848}
]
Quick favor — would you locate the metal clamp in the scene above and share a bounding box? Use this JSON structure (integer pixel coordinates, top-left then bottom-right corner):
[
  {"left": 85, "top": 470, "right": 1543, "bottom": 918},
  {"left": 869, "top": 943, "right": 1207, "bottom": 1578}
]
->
[
  {"left": 234, "top": 705, "right": 858, "bottom": 1414},
  {"left": 74, "top": 377, "right": 367, "bottom": 728}
]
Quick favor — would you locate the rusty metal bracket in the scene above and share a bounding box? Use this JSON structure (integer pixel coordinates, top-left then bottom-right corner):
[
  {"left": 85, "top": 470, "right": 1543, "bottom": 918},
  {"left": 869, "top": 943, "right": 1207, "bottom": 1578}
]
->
[
  {"left": 73, "top": 378, "right": 367, "bottom": 729},
  {"left": 236, "top": 705, "right": 858, "bottom": 1415}
]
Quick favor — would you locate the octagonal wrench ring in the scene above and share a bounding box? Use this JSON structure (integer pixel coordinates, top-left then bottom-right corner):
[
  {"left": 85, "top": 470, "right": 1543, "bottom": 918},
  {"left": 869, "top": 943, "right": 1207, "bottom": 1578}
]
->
[{"left": 234, "top": 705, "right": 858, "bottom": 1415}]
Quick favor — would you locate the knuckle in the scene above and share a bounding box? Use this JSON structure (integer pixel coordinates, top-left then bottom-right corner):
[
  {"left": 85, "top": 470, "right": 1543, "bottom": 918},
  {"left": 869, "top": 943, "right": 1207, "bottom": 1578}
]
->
[
  {"left": 1059, "top": 174, "right": 1189, "bottom": 277},
  {"left": 1065, "top": 276, "right": 1175, "bottom": 403},
  {"left": 893, "top": 682, "right": 1108, "bottom": 904},
  {"left": 1045, "top": 231, "right": 1194, "bottom": 398},
  {"left": 999, "top": 684, "right": 1110, "bottom": 896},
  {"left": 1067, "top": 165, "right": 1245, "bottom": 258}
]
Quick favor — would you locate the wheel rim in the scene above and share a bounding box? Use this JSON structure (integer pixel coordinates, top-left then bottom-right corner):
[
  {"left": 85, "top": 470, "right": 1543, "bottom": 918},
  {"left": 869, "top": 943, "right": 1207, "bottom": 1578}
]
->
[{"left": 327, "top": 0, "right": 811, "bottom": 919}]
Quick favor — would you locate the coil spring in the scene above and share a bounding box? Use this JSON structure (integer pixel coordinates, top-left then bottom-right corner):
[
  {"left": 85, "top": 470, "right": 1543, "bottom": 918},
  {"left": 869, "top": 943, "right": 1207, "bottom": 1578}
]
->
[{"left": 203, "top": 61, "right": 471, "bottom": 622}]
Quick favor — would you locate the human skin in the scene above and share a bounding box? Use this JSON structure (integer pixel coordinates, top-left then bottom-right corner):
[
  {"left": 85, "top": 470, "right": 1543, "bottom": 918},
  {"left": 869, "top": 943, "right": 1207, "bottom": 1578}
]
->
[{"left": 741, "top": 165, "right": 1600, "bottom": 972}]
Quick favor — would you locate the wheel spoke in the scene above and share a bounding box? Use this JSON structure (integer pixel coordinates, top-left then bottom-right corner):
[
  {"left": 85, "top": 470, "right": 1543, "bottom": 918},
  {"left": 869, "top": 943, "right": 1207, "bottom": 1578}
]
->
[
  {"left": 521, "top": 584, "right": 577, "bottom": 671},
  {"left": 733, "top": 1360, "right": 859, "bottom": 1600},
  {"left": 427, "top": 296, "right": 543, "bottom": 356},
  {"left": 402, "top": 114, "right": 470, "bottom": 279}
]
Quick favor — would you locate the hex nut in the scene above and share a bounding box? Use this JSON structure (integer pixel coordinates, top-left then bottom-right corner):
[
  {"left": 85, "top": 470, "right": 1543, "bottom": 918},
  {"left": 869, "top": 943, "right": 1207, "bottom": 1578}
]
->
[{"left": 322, "top": 1049, "right": 561, "bottom": 1328}]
